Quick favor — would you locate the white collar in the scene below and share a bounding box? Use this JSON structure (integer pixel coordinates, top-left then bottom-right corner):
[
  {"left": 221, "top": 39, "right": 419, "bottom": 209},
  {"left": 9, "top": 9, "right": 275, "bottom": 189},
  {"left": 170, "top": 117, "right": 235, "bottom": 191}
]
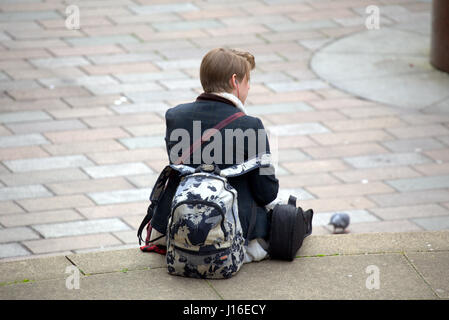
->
[{"left": 211, "top": 92, "right": 247, "bottom": 114}]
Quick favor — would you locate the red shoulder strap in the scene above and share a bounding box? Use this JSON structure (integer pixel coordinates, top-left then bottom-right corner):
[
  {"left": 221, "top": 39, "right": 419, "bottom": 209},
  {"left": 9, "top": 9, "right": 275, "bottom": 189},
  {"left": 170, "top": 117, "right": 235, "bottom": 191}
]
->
[{"left": 174, "top": 111, "right": 245, "bottom": 165}]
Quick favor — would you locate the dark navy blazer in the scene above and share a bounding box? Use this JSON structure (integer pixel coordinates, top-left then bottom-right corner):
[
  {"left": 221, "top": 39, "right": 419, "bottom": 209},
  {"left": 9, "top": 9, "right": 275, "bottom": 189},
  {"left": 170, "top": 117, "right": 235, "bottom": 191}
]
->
[{"left": 150, "top": 93, "right": 279, "bottom": 241}]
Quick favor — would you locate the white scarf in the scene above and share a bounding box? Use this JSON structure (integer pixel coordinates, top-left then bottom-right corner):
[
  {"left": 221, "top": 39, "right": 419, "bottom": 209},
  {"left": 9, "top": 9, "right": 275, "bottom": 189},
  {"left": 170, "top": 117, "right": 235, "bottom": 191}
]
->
[{"left": 211, "top": 92, "right": 248, "bottom": 114}]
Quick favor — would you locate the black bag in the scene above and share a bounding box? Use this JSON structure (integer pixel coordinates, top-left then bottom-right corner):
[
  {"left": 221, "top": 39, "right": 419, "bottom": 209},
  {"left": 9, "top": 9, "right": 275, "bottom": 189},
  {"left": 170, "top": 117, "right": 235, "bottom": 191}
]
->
[{"left": 268, "top": 195, "right": 313, "bottom": 261}]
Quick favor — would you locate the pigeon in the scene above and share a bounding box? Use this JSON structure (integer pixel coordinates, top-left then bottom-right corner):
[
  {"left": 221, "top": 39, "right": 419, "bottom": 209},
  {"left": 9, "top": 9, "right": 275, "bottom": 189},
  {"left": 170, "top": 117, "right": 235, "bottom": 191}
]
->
[{"left": 329, "top": 213, "right": 350, "bottom": 234}]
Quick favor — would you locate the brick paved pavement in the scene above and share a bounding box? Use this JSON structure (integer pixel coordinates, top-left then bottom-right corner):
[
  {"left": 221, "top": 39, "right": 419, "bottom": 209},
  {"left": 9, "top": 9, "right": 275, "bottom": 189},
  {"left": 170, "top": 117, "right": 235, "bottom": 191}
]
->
[{"left": 1, "top": 0, "right": 448, "bottom": 261}]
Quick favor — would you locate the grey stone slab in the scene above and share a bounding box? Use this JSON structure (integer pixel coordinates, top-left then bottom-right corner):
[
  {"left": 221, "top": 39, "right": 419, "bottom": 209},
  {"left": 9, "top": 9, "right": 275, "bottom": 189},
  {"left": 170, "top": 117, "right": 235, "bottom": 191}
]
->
[
  {"left": 83, "top": 162, "right": 154, "bottom": 179},
  {"left": 0, "top": 168, "right": 89, "bottom": 187},
  {"left": 87, "top": 53, "right": 161, "bottom": 65},
  {"left": 6, "top": 119, "right": 87, "bottom": 134},
  {"left": 277, "top": 148, "right": 310, "bottom": 162},
  {"left": 159, "top": 79, "right": 202, "bottom": 90},
  {"left": 0, "top": 133, "right": 49, "bottom": 148},
  {"left": 424, "top": 97, "right": 449, "bottom": 114},
  {"left": 251, "top": 71, "right": 294, "bottom": 84},
  {"left": 114, "top": 71, "right": 188, "bottom": 83},
  {"left": 128, "top": 3, "right": 199, "bottom": 15},
  {"left": 32, "top": 218, "right": 130, "bottom": 238},
  {"left": 0, "top": 243, "right": 30, "bottom": 260},
  {"left": 369, "top": 190, "right": 449, "bottom": 207},
  {"left": 0, "top": 11, "right": 60, "bottom": 22},
  {"left": 245, "top": 102, "right": 313, "bottom": 115},
  {"left": 67, "top": 248, "right": 165, "bottom": 274},
  {"left": 406, "top": 251, "right": 449, "bottom": 298},
  {"left": 0, "top": 268, "right": 219, "bottom": 300},
  {"left": 0, "top": 227, "right": 40, "bottom": 243},
  {"left": 0, "top": 111, "right": 51, "bottom": 124},
  {"left": 85, "top": 82, "right": 162, "bottom": 95},
  {"left": 0, "top": 184, "right": 52, "bottom": 201},
  {"left": 371, "top": 204, "right": 449, "bottom": 221},
  {"left": 126, "top": 90, "right": 197, "bottom": 103},
  {"left": 382, "top": 138, "right": 445, "bottom": 153},
  {"left": 0, "top": 80, "right": 41, "bottom": 91},
  {"left": 267, "top": 123, "right": 330, "bottom": 136},
  {"left": 266, "top": 80, "right": 330, "bottom": 92},
  {"left": 209, "top": 253, "right": 436, "bottom": 299},
  {"left": 110, "top": 102, "right": 170, "bottom": 114},
  {"left": 154, "top": 59, "right": 201, "bottom": 70},
  {"left": 344, "top": 152, "right": 432, "bottom": 169},
  {"left": 87, "top": 188, "right": 151, "bottom": 205},
  {"left": 30, "top": 57, "right": 90, "bottom": 68},
  {"left": 386, "top": 175, "right": 449, "bottom": 192},
  {"left": 277, "top": 188, "right": 315, "bottom": 201},
  {"left": 65, "top": 35, "right": 139, "bottom": 47},
  {"left": 312, "top": 210, "right": 379, "bottom": 227},
  {"left": 0, "top": 255, "right": 72, "bottom": 283},
  {"left": 412, "top": 216, "right": 449, "bottom": 231},
  {"left": 152, "top": 19, "right": 224, "bottom": 32},
  {"left": 3, "top": 155, "right": 94, "bottom": 172},
  {"left": 39, "top": 76, "right": 118, "bottom": 88},
  {"left": 299, "top": 231, "right": 449, "bottom": 257},
  {"left": 119, "top": 135, "right": 166, "bottom": 149},
  {"left": 265, "top": 19, "right": 338, "bottom": 32}
]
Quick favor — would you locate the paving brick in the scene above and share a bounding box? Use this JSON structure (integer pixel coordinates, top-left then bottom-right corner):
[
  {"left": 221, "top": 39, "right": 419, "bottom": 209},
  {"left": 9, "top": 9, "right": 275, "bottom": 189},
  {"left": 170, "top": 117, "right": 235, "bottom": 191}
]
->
[
  {"left": 40, "top": 17, "right": 113, "bottom": 29},
  {"left": 338, "top": 106, "right": 401, "bottom": 119},
  {"left": 411, "top": 216, "right": 449, "bottom": 231},
  {"left": 0, "top": 243, "right": 30, "bottom": 259},
  {"left": 65, "top": 35, "right": 140, "bottom": 47},
  {"left": 7, "top": 87, "right": 90, "bottom": 100},
  {"left": 267, "top": 122, "right": 330, "bottom": 136},
  {"left": 46, "top": 177, "right": 134, "bottom": 195},
  {"left": 81, "top": 62, "right": 159, "bottom": 75},
  {"left": 88, "top": 188, "right": 152, "bottom": 205},
  {"left": 346, "top": 220, "right": 423, "bottom": 233},
  {"left": 159, "top": 79, "right": 202, "bottom": 90},
  {"left": 22, "top": 233, "right": 122, "bottom": 254},
  {"left": 313, "top": 209, "right": 379, "bottom": 227},
  {"left": 152, "top": 19, "right": 224, "bottom": 32},
  {"left": 18, "top": 194, "right": 95, "bottom": 212},
  {"left": 86, "top": 148, "right": 167, "bottom": 165},
  {"left": 282, "top": 159, "right": 350, "bottom": 174},
  {"left": 382, "top": 138, "right": 445, "bottom": 153},
  {"left": 82, "top": 114, "right": 162, "bottom": 128},
  {"left": 323, "top": 117, "right": 406, "bottom": 132},
  {"left": 0, "top": 227, "right": 40, "bottom": 243},
  {"left": 43, "top": 140, "right": 125, "bottom": 156},
  {"left": 413, "top": 162, "right": 449, "bottom": 176},
  {"left": 87, "top": 53, "right": 161, "bottom": 65},
  {"left": 29, "top": 56, "right": 90, "bottom": 68},
  {"left": 0, "top": 209, "right": 83, "bottom": 227},
  {"left": 114, "top": 71, "right": 188, "bottom": 83},
  {"left": 369, "top": 190, "right": 449, "bottom": 207},
  {"left": 3, "top": 155, "right": 94, "bottom": 173},
  {"left": 85, "top": 82, "right": 162, "bottom": 95},
  {"left": 44, "top": 128, "right": 130, "bottom": 143},
  {"left": 422, "top": 149, "right": 449, "bottom": 162},
  {"left": 276, "top": 135, "right": 318, "bottom": 149},
  {"left": 308, "top": 98, "right": 377, "bottom": 110},
  {"left": 39, "top": 76, "right": 118, "bottom": 89},
  {"left": 0, "top": 79, "right": 41, "bottom": 91},
  {"left": 2, "top": 39, "right": 67, "bottom": 50},
  {"left": 386, "top": 175, "right": 449, "bottom": 192},
  {"left": 333, "top": 166, "right": 422, "bottom": 183},
  {"left": 267, "top": 80, "right": 330, "bottom": 92},
  {"left": 128, "top": 3, "right": 199, "bottom": 14},
  {"left": 83, "top": 163, "right": 154, "bottom": 179},
  {"left": 344, "top": 152, "right": 432, "bottom": 169},
  {"left": 126, "top": 173, "right": 159, "bottom": 189},
  {"left": 371, "top": 204, "right": 449, "bottom": 221},
  {"left": 0, "top": 168, "right": 89, "bottom": 188},
  {"left": 0, "top": 49, "right": 50, "bottom": 60},
  {"left": 0, "top": 201, "right": 24, "bottom": 215},
  {"left": 32, "top": 218, "right": 130, "bottom": 238},
  {"left": 278, "top": 173, "right": 340, "bottom": 188},
  {"left": 0, "top": 185, "right": 52, "bottom": 201},
  {"left": 0, "top": 111, "right": 51, "bottom": 124},
  {"left": 126, "top": 90, "right": 197, "bottom": 103},
  {"left": 299, "top": 196, "right": 376, "bottom": 213},
  {"left": 387, "top": 125, "right": 449, "bottom": 139},
  {"left": 110, "top": 12, "right": 180, "bottom": 24},
  {"left": 46, "top": 107, "right": 114, "bottom": 119},
  {"left": 119, "top": 135, "right": 166, "bottom": 149},
  {"left": 77, "top": 201, "right": 147, "bottom": 219},
  {"left": 111, "top": 103, "right": 170, "bottom": 115},
  {"left": 0, "top": 146, "right": 49, "bottom": 161},
  {"left": 0, "top": 11, "right": 60, "bottom": 22},
  {"left": 82, "top": 24, "right": 154, "bottom": 37},
  {"left": 6, "top": 119, "right": 87, "bottom": 134},
  {"left": 49, "top": 45, "right": 124, "bottom": 57},
  {"left": 0, "top": 133, "right": 49, "bottom": 148},
  {"left": 303, "top": 143, "right": 389, "bottom": 159},
  {"left": 307, "top": 182, "right": 395, "bottom": 198},
  {"left": 246, "top": 91, "right": 321, "bottom": 104},
  {"left": 6, "top": 68, "right": 86, "bottom": 82},
  {"left": 277, "top": 148, "right": 310, "bottom": 162},
  {"left": 310, "top": 130, "right": 394, "bottom": 146}
]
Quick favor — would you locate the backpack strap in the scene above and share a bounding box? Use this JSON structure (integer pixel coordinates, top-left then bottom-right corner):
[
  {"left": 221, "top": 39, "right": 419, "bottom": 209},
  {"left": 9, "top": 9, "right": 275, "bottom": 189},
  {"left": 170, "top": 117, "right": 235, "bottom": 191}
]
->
[{"left": 219, "top": 153, "right": 272, "bottom": 178}]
